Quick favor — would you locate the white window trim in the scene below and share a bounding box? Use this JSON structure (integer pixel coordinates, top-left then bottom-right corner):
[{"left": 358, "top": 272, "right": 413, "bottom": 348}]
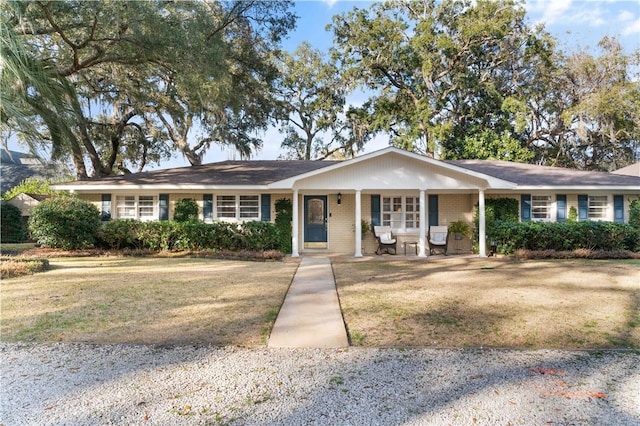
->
[
  {"left": 531, "top": 195, "right": 553, "bottom": 222},
  {"left": 214, "top": 194, "right": 260, "bottom": 222},
  {"left": 114, "top": 194, "right": 157, "bottom": 221},
  {"left": 588, "top": 195, "right": 609, "bottom": 221},
  {"left": 382, "top": 196, "right": 420, "bottom": 233}
]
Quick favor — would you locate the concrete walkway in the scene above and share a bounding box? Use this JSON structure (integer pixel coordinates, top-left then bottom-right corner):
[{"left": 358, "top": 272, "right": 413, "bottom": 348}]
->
[{"left": 268, "top": 257, "right": 349, "bottom": 348}]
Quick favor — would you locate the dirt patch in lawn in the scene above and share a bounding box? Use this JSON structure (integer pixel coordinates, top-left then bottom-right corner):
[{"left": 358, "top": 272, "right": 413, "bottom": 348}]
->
[
  {"left": 1, "top": 257, "right": 297, "bottom": 346},
  {"left": 333, "top": 258, "right": 640, "bottom": 349}
]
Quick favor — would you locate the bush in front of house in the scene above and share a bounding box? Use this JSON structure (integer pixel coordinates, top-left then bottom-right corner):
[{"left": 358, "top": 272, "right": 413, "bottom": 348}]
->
[
  {"left": 173, "top": 198, "right": 199, "bottom": 222},
  {"left": 274, "top": 198, "right": 293, "bottom": 254},
  {"left": 630, "top": 199, "right": 640, "bottom": 229},
  {"left": 28, "top": 198, "right": 101, "bottom": 249},
  {"left": 1, "top": 201, "right": 27, "bottom": 243},
  {"left": 96, "top": 219, "right": 142, "bottom": 249},
  {"left": 96, "top": 219, "right": 281, "bottom": 252},
  {"left": 491, "top": 221, "right": 639, "bottom": 254}
]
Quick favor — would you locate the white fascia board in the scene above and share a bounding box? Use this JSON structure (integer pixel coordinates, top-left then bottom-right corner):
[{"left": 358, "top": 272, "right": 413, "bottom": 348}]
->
[
  {"left": 516, "top": 186, "right": 640, "bottom": 192},
  {"left": 50, "top": 184, "right": 271, "bottom": 192},
  {"left": 268, "top": 146, "right": 517, "bottom": 190}
]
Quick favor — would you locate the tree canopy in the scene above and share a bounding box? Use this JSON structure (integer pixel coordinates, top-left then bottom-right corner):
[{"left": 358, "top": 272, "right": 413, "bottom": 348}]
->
[
  {"left": 3, "top": 0, "right": 637, "bottom": 174},
  {"left": 2, "top": 0, "right": 295, "bottom": 178},
  {"left": 330, "top": 0, "right": 639, "bottom": 169}
]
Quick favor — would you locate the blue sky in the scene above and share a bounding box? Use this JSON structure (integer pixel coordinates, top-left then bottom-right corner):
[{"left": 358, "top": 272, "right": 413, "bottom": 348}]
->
[{"left": 8, "top": 1, "right": 640, "bottom": 170}]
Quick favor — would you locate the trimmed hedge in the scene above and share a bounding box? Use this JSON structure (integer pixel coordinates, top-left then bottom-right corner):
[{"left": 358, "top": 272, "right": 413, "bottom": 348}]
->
[
  {"left": 96, "top": 220, "right": 283, "bottom": 252},
  {"left": 490, "top": 221, "right": 640, "bottom": 254}
]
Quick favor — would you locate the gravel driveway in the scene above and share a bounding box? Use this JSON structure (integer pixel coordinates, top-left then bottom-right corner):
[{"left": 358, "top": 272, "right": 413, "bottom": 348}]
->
[{"left": 1, "top": 343, "right": 638, "bottom": 425}]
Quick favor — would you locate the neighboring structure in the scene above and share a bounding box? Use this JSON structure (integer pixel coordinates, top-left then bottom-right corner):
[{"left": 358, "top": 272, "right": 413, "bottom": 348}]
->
[
  {"left": 0, "top": 149, "right": 63, "bottom": 196},
  {"left": 6, "top": 192, "right": 52, "bottom": 228},
  {"left": 52, "top": 147, "right": 640, "bottom": 257}
]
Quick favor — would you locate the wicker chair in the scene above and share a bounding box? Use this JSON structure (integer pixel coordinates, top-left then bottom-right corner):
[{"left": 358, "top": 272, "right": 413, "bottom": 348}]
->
[
  {"left": 428, "top": 226, "right": 449, "bottom": 255},
  {"left": 373, "top": 226, "right": 397, "bottom": 255}
]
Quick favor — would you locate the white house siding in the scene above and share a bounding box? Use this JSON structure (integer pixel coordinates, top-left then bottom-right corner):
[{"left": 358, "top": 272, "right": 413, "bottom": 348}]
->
[{"left": 293, "top": 152, "right": 487, "bottom": 191}]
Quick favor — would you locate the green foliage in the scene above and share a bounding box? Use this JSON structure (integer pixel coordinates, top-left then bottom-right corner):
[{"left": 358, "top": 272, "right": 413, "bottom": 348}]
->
[
  {"left": 277, "top": 42, "right": 369, "bottom": 160},
  {"left": 274, "top": 198, "right": 293, "bottom": 253},
  {"left": 630, "top": 199, "right": 640, "bottom": 229},
  {"left": 28, "top": 198, "right": 101, "bottom": 249},
  {"left": 95, "top": 219, "right": 141, "bottom": 249},
  {"left": 568, "top": 206, "right": 578, "bottom": 222},
  {"left": 491, "top": 221, "right": 639, "bottom": 254},
  {"left": 448, "top": 220, "right": 470, "bottom": 238},
  {"left": 1, "top": 201, "right": 27, "bottom": 243},
  {"left": 1, "top": 178, "right": 65, "bottom": 201},
  {"left": 331, "top": 0, "right": 553, "bottom": 158},
  {"left": 173, "top": 198, "right": 199, "bottom": 222},
  {"left": 3, "top": 1, "right": 295, "bottom": 176},
  {"left": 96, "top": 219, "right": 281, "bottom": 252}
]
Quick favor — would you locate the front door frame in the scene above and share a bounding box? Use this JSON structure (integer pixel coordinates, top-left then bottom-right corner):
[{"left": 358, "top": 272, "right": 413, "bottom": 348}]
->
[{"left": 303, "top": 195, "right": 328, "bottom": 249}]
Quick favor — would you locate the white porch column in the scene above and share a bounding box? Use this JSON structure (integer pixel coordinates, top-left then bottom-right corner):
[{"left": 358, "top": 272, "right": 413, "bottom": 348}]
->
[
  {"left": 292, "top": 189, "right": 299, "bottom": 257},
  {"left": 418, "top": 189, "right": 427, "bottom": 257},
  {"left": 478, "top": 189, "right": 487, "bottom": 257},
  {"left": 354, "top": 190, "right": 362, "bottom": 257}
]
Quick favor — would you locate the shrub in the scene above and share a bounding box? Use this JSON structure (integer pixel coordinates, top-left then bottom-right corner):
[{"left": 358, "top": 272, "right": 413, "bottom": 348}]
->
[
  {"left": 567, "top": 206, "right": 578, "bottom": 222},
  {"left": 630, "top": 199, "right": 640, "bottom": 229},
  {"left": 491, "top": 221, "right": 639, "bottom": 254},
  {"left": 0, "top": 256, "right": 50, "bottom": 278},
  {"left": 274, "top": 198, "right": 293, "bottom": 253},
  {"left": 28, "top": 198, "right": 101, "bottom": 249},
  {"left": 96, "top": 219, "right": 142, "bottom": 249},
  {"left": 240, "top": 221, "right": 280, "bottom": 251},
  {"left": 173, "top": 198, "right": 199, "bottom": 222},
  {"left": 1, "top": 201, "right": 26, "bottom": 243}
]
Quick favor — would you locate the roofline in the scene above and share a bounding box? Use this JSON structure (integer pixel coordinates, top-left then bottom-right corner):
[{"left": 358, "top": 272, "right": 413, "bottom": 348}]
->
[
  {"left": 268, "top": 147, "right": 517, "bottom": 189},
  {"left": 515, "top": 185, "right": 640, "bottom": 191},
  {"left": 51, "top": 184, "right": 272, "bottom": 192}
]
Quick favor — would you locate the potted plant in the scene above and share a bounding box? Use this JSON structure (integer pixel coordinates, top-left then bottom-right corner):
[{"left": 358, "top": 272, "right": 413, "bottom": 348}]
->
[
  {"left": 360, "top": 219, "right": 371, "bottom": 239},
  {"left": 448, "top": 220, "right": 470, "bottom": 240}
]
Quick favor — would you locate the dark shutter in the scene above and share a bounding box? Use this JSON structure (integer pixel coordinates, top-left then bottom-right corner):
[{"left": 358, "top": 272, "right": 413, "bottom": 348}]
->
[
  {"left": 578, "top": 195, "right": 588, "bottom": 221},
  {"left": 370, "top": 195, "right": 381, "bottom": 227},
  {"left": 261, "top": 194, "right": 271, "bottom": 221},
  {"left": 614, "top": 195, "right": 624, "bottom": 223},
  {"left": 203, "top": 194, "right": 213, "bottom": 221},
  {"left": 159, "top": 194, "right": 169, "bottom": 221},
  {"left": 428, "top": 194, "right": 439, "bottom": 227},
  {"left": 101, "top": 194, "right": 111, "bottom": 221},
  {"left": 556, "top": 194, "right": 567, "bottom": 222},
  {"left": 521, "top": 194, "right": 531, "bottom": 221}
]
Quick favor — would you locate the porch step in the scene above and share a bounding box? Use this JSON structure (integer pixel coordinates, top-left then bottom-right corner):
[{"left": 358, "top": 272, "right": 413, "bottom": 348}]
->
[{"left": 268, "top": 257, "right": 349, "bottom": 348}]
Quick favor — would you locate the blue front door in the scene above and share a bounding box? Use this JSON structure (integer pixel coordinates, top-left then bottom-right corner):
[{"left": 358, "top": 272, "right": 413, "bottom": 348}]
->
[{"left": 304, "top": 195, "right": 327, "bottom": 248}]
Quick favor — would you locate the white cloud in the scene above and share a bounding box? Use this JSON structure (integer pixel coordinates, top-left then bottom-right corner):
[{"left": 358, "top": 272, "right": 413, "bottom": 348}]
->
[
  {"left": 321, "top": 0, "right": 339, "bottom": 8},
  {"left": 617, "top": 10, "right": 634, "bottom": 22},
  {"left": 622, "top": 17, "right": 640, "bottom": 35},
  {"left": 527, "top": 0, "right": 574, "bottom": 26}
]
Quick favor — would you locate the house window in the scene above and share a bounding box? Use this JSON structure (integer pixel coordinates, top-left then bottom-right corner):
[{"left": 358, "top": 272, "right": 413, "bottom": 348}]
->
[
  {"left": 115, "top": 195, "right": 157, "bottom": 220},
  {"left": 216, "top": 195, "right": 260, "bottom": 221},
  {"left": 589, "top": 195, "right": 608, "bottom": 220},
  {"left": 138, "top": 196, "right": 155, "bottom": 219},
  {"left": 216, "top": 195, "right": 236, "bottom": 218},
  {"left": 531, "top": 195, "right": 552, "bottom": 221},
  {"left": 382, "top": 196, "right": 420, "bottom": 230},
  {"left": 239, "top": 195, "right": 260, "bottom": 219},
  {"left": 116, "top": 196, "right": 136, "bottom": 219}
]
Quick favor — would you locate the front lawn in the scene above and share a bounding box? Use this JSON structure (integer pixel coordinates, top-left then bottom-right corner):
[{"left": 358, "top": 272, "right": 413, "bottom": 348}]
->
[
  {"left": 333, "top": 258, "right": 640, "bottom": 349},
  {"left": 1, "top": 257, "right": 297, "bottom": 346}
]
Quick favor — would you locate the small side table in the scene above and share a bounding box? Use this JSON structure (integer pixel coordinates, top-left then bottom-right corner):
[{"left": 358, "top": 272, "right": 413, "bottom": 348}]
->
[{"left": 403, "top": 241, "right": 418, "bottom": 255}]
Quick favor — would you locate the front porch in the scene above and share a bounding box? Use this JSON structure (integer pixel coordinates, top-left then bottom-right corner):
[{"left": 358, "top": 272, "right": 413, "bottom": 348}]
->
[{"left": 291, "top": 190, "right": 485, "bottom": 258}]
